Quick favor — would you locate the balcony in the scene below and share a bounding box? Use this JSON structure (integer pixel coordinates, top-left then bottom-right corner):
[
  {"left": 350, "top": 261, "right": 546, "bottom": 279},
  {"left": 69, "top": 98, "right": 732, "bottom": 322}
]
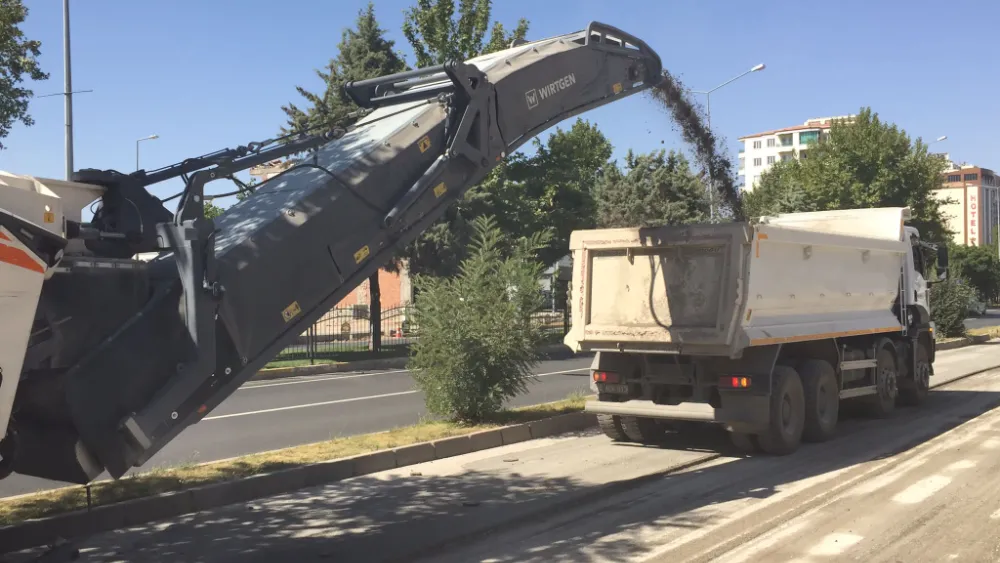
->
[{"left": 779, "top": 134, "right": 793, "bottom": 147}]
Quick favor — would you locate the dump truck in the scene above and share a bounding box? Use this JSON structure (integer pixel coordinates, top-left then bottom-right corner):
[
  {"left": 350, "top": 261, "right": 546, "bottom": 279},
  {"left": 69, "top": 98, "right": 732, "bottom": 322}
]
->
[{"left": 564, "top": 207, "right": 950, "bottom": 454}]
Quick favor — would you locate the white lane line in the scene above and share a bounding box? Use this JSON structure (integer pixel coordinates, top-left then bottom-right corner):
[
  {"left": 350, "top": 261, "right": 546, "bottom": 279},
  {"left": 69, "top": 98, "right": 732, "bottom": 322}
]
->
[
  {"left": 945, "top": 459, "right": 977, "bottom": 471},
  {"left": 203, "top": 390, "right": 420, "bottom": 420},
  {"left": 208, "top": 368, "right": 589, "bottom": 420},
  {"left": 241, "top": 367, "right": 588, "bottom": 390},
  {"left": 712, "top": 518, "right": 813, "bottom": 563},
  {"left": 807, "top": 532, "right": 863, "bottom": 556},
  {"left": 241, "top": 369, "right": 412, "bottom": 389},
  {"left": 990, "top": 508, "right": 1000, "bottom": 520},
  {"left": 892, "top": 475, "right": 952, "bottom": 505}
]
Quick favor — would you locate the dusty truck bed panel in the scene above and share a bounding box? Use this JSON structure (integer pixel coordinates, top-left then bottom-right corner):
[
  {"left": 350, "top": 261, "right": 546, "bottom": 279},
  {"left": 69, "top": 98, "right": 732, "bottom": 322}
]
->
[
  {"left": 563, "top": 222, "right": 752, "bottom": 355},
  {"left": 564, "top": 208, "right": 911, "bottom": 357}
]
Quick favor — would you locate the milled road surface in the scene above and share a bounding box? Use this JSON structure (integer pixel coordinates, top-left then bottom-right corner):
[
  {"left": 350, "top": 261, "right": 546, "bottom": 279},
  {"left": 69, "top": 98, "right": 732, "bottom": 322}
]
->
[
  {"left": 6, "top": 342, "right": 1000, "bottom": 562},
  {"left": 0, "top": 356, "right": 593, "bottom": 498}
]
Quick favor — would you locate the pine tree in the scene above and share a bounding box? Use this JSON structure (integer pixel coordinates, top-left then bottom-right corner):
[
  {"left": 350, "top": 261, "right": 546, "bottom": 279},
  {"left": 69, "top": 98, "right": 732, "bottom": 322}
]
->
[{"left": 280, "top": 2, "right": 407, "bottom": 136}]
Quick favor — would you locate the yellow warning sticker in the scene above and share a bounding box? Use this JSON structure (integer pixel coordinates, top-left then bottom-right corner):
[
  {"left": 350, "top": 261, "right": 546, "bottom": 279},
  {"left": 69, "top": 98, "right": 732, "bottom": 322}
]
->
[
  {"left": 43, "top": 212, "right": 55, "bottom": 224},
  {"left": 418, "top": 136, "right": 432, "bottom": 153},
  {"left": 612, "top": 83, "right": 623, "bottom": 95},
  {"left": 282, "top": 301, "right": 302, "bottom": 323},
  {"left": 354, "top": 245, "right": 370, "bottom": 263},
  {"left": 433, "top": 182, "right": 447, "bottom": 198}
]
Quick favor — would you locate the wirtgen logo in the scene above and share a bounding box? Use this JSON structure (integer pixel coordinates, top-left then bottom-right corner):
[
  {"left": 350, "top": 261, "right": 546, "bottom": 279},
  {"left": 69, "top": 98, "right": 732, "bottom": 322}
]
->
[{"left": 524, "top": 73, "right": 577, "bottom": 110}]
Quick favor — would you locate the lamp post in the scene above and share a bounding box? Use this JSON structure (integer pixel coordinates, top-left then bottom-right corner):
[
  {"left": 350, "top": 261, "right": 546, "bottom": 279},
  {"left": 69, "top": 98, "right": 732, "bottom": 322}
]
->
[
  {"left": 691, "top": 63, "right": 766, "bottom": 220},
  {"left": 136, "top": 135, "right": 159, "bottom": 171}
]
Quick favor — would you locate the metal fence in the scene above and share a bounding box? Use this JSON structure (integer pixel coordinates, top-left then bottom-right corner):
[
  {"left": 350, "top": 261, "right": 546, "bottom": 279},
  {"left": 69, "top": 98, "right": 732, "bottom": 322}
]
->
[{"left": 271, "top": 302, "right": 570, "bottom": 365}]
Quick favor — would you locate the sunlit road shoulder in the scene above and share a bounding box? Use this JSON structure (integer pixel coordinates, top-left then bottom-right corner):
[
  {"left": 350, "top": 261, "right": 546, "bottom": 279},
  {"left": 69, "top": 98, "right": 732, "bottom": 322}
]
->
[{"left": 0, "top": 356, "right": 594, "bottom": 498}]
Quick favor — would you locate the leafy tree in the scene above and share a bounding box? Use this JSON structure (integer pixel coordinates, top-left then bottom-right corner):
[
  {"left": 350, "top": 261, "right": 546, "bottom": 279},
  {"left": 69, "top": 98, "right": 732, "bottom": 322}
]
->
[
  {"left": 280, "top": 2, "right": 407, "bottom": 135},
  {"left": 745, "top": 108, "right": 953, "bottom": 242},
  {"left": 595, "top": 149, "right": 710, "bottom": 228},
  {"left": 402, "top": 0, "right": 528, "bottom": 68},
  {"left": 408, "top": 215, "right": 551, "bottom": 422},
  {"left": 930, "top": 277, "right": 975, "bottom": 337},
  {"left": 203, "top": 201, "right": 225, "bottom": 220},
  {"left": 0, "top": 0, "right": 48, "bottom": 150},
  {"left": 740, "top": 159, "right": 818, "bottom": 220},
  {"left": 397, "top": 118, "right": 612, "bottom": 277},
  {"left": 947, "top": 242, "right": 1000, "bottom": 303}
]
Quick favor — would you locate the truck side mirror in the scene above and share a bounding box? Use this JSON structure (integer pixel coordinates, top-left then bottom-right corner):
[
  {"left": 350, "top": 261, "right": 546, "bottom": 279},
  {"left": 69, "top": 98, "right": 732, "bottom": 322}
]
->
[{"left": 936, "top": 245, "right": 949, "bottom": 281}]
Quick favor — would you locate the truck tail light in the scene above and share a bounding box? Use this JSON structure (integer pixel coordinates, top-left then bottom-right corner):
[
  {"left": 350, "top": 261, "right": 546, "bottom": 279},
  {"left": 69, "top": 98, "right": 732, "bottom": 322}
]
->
[
  {"left": 719, "top": 376, "right": 751, "bottom": 388},
  {"left": 593, "top": 370, "right": 620, "bottom": 383}
]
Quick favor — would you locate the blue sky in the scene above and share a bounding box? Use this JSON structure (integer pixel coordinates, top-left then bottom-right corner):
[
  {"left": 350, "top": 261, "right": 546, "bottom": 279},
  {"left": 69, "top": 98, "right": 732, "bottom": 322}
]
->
[{"left": 3, "top": 0, "right": 997, "bottom": 210}]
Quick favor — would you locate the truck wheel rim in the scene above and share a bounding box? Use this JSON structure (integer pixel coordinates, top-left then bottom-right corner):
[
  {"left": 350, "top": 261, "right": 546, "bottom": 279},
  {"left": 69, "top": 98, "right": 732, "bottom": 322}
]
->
[
  {"left": 878, "top": 366, "right": 897, "bottom": 401},
  {"left": 916, "top": 361, "right": 930, "bottom": 391}
]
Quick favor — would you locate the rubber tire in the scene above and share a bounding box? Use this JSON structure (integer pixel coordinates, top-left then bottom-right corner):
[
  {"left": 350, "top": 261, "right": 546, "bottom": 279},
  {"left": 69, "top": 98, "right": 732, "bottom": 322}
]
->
[
  {"left": 729, "top": 431, "right": 760, "bottom": 454},
  {"left": 799, "top": 359, "right": 839, "bottom": 443},
  {"left": 864, "top": 347, "right": 898, "bottom": 418},
  {"left": 621, "top": 416, "right": 666, "bottom": 444},
  {"left": 898, "top": 342, "right": 930, "bottom": 407},
  {"left": 756, "top": 365, "right": 805, "bottom": 455},
  {"left": 597, "top": 414, "right": 630, "bottom": 441}
]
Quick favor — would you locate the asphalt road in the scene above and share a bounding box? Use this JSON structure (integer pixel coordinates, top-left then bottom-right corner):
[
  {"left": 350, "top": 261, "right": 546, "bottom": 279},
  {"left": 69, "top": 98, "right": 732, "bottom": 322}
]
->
[
  {"left": 965, "top": 308, "right": 1000, "bottom": 330},
  {"left": 7, "top": 343, "right": 1000, "bottom": 562},
  {"left": 0, "top": 356, "right": 594, "bottom": 499}
]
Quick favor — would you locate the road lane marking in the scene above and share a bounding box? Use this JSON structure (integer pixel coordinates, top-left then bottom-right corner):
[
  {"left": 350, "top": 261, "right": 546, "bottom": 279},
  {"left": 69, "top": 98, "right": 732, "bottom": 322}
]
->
[
  {"left": 203, "top": 390, "right": 420, "bottom": 420},
  {"left": 982, "top": 438, "right": 1000, "bottom": 450},
  {"left": 892, "top": 475, "right": 952, "bottom": 504},
  {"left": 241, "top": 369, "right": 412, "bottom": 389},
  {"left": 208, "top": 367, "right": 591, "bottom": 419},
  {"left": 808, "top": 532, "right": 863, "bottom": 556},
  {"left": 241, "top": 367, "right": 588, "bottom": 390},
  {"left": 714, "top": 518, "right": 813, "bottom": 563},
  {"left": 945, "top": 459, "right": 976, "bottom": 471},
  {"left": 991, "top": 508, "right": 1000, "bottom": 520}
]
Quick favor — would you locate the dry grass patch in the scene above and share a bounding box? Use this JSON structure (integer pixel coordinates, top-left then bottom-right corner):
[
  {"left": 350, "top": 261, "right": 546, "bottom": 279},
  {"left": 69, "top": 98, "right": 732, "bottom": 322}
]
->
[{"left": 0, "top": 393, "right": 589, "bottom": 526}]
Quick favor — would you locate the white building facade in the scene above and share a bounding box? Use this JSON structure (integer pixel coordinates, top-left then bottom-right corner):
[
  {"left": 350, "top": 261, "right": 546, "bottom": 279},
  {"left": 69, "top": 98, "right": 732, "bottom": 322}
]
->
[{"left": 738, "top": 115, "right": 854, "bottom": 191}]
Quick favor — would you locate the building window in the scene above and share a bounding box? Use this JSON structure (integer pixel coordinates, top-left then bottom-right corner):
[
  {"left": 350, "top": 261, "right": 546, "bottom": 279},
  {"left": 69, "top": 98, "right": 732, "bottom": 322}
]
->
[
  {"left": 767, "top": 156, "right": 776, "bottom": 164},
  {"left": 781, "top": 153, "right": 793, "bottom": 162},
  {"left": 754, "top": 158, "right": 762, "bottom": 166},
  {"left": 965, "top": 173, "right": 979, "bottom": 181},
  {"left": 986, "top": 175, "right": 996, "bottom": 187},
  {"left": 779, "top": 134, "right": 793, "bottom": 147},
  {"left": 753, "top": 140, "right": 762, "bottom": 149},
  {"left": 800, "top": 150, "right": 809, "bottom": 159},
  {"left": 799, "top": 131, "right": 820, "bottom": 145},
  {"left": 947, "top": 174, "right": 961, "bottom": 183},
  {"left": 767, "top": 138, "right": 776, "bottom": 148}
]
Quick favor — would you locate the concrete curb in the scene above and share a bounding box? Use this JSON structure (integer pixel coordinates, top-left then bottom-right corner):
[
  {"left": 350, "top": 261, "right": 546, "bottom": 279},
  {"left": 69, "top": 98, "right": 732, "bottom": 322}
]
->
[
  {"left": 935, "top": 334, "right": 992, "bottom": 351},
  {"left": 0, "top": 412, "right": 598, "bottom": 554},
  {"left": 249, "top": 343, "right": 584, "bottom": 382}
]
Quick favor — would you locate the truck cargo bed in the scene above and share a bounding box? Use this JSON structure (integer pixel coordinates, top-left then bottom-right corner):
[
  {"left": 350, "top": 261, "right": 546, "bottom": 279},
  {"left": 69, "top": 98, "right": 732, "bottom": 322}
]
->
[{"left": 564, "top": 208, "right": 911, "bottom": 357}]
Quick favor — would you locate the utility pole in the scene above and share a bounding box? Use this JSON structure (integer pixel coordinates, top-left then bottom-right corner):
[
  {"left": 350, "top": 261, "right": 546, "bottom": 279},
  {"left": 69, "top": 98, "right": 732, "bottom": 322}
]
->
[{"left": 63, "top": 0, "right": 73, "bottom": 180}]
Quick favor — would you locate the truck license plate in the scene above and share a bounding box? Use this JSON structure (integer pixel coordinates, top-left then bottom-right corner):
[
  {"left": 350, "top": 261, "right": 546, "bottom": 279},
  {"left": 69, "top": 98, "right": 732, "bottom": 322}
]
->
[{"left": 601, "top": 383, "right": 629, "bottom": 394}]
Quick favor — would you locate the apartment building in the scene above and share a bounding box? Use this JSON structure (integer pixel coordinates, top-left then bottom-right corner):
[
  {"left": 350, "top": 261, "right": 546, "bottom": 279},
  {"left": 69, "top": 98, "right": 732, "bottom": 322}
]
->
[
  {"left": 934, "top": 160, "right": 999, "bottom": 246},
  {"left": 737, "top": 115, "right": 854, "bottom": 191}
]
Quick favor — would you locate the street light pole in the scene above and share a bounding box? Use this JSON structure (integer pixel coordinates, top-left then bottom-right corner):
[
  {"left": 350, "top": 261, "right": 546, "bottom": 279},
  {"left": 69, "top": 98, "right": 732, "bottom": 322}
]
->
[
  {"left": 136, "top": 134, "right": 159, "bottom": 171},
  {"left": 691, "top": 63, "right": 766, "bottom": 220},
  {"left": 63, "top": 0, "right": 73, "bottom": 180}
]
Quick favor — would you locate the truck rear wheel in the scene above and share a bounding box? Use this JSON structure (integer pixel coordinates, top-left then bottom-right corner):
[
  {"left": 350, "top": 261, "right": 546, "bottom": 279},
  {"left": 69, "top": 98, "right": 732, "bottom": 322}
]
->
[
  {"left": 597, "top": 414, "right": 630, "bottom": 441},
  {"left": 898, "top": 342, "right": 930, "bottom": 407},
  {"left": 799, "top": 359, "right": 839, "bottom": 442},
  {"left": 756, "top": 365, "right": 805, "bottom": 455},
  {"left": 621, "top": 416, "right": 666, "bottom": 444},
  {"left": 864, "top": 347, "right": 898, "bottom": 418}
]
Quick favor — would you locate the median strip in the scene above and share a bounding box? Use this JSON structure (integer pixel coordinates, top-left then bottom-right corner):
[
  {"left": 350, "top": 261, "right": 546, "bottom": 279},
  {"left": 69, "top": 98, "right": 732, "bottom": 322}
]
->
[{"left": 0, "top": 394, "right": 597, "bottom": 553}]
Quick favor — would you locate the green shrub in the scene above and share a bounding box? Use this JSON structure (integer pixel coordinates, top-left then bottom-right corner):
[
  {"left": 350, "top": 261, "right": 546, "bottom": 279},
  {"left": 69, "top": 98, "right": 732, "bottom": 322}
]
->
[
  {"left": 930, "top": 278, "right": 975, "bottom": 338},
  {"left": 408, "top": 216, "right": 551, "bottom": 423}
]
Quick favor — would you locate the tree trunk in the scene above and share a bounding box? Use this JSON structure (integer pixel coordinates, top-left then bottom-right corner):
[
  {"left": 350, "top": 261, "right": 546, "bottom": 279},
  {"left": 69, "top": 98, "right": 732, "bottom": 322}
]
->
[{"left": 369, "top": 272, "right": 381, "bottom": 354}]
